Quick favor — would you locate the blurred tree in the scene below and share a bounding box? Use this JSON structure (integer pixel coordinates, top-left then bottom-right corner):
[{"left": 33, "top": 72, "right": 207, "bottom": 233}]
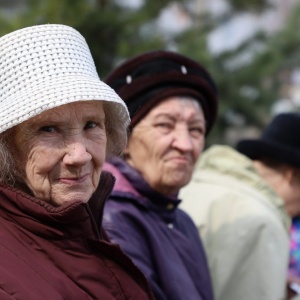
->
[
  {"left": 76, "top": 0, "right": 176, "bottom": 76},
  {"left": 227, "top": 0, "right": 271, "bottom": 13},
  {"left": 0, "top": 0, "right": 299, "bottom": 145},
  {"left": 177, "top": 1, "right": 300, "bottom": 145},
  {"left": 0, "top": 0, "right": 176, "bottom": 74}
]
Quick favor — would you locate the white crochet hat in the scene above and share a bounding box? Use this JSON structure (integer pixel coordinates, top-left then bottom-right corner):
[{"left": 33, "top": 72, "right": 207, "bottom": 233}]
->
[{"left": 0, "top": 24, "right": 129, "bottom": 133}]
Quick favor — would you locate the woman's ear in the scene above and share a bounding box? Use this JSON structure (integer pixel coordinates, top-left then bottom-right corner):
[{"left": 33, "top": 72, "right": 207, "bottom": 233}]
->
[
  {"left": 123, "top": 147, "right": 131, "bottom": 160},
  {"left": 290, "top": 167, "right": 300, "bottom": 185},
  {"left": 284, "top": 167, "right": 294, "bottom": 184}
]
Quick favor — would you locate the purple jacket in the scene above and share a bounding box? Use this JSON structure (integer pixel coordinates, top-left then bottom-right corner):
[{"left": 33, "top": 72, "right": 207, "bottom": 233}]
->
[{"left": 103, "top": 158, "right": 214, "bottom": 300}]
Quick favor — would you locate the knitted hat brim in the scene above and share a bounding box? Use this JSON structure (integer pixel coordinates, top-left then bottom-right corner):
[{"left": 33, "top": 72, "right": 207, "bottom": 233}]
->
[
  {"left": 0, "top": 74, "right": 129, "bottom": 133},
  {"left": 0, "top": 24, "right": 130, "bottom": 133}
]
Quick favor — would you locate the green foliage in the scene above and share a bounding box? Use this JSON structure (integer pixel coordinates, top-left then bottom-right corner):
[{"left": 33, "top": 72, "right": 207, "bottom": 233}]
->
[
  {"left": 75, "top": 1, "right": 171, "bottom": 76},
  {"left": 0, "top": 0, "right": 174, "bottom": 76},
  {"left": 0, "top": 0, "right": 299, "bottom": 145},
  {"left": 227, "top": 0, "right": 270, "bottom": 12}
]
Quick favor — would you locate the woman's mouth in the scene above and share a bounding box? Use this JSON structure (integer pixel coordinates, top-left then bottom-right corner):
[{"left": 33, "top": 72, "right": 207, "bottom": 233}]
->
[{"left": 58, "top": 174, "right": 89, "bottom": 184}]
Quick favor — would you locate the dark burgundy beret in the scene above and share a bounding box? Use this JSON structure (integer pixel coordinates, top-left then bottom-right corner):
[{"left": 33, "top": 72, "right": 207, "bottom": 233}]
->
[{"left": 105, "top": 50, "right": 218, "bottom": 135}]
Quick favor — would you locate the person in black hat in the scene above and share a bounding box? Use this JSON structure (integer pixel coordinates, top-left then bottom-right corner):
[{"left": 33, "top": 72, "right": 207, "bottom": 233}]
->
[
  {"left": 180, "top": 112, "right": 300, "bottom": 300},
  {"left": 238, "top": 112, "right": 300, "bottom": 300},
  {"left": 102, "top": 50, "right": 217, "bottom": 300},
  {"left": 237, "top": 113, "right": 300, "bottom": 220}
]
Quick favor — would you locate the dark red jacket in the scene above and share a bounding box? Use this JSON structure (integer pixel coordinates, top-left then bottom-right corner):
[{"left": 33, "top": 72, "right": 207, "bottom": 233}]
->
[{"left": 0, "top": 172, "right": 154, "bottom": 300}]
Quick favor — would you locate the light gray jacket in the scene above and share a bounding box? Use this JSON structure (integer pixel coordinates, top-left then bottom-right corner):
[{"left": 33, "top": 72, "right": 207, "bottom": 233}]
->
[{"left": 180, "top": 145, "right": 290, "bottom": 300}]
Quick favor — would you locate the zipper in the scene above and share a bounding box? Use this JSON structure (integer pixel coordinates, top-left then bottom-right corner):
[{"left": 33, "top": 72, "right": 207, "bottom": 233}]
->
[
  {"left": 85, "top": 203, "right": 102, "bottom": 239},
  {"left": 84, "top": 172, "right": 116, "bottom": 241}
]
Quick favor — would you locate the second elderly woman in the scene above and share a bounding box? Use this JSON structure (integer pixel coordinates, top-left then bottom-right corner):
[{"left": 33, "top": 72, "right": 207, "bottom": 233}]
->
[
  {"left": 0, "top": 24, "right": 154, "bottom": 299},
  {"left": 103, "top": 51, "right": 218, "bottom": 300}
]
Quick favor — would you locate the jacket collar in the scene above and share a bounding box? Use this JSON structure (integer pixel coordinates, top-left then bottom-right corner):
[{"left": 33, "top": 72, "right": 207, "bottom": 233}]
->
[
  {"left": 196, "top": 145, "right": 290, "bottom": 230},
  {"left": 0, "top": 171, "right": 115, "bottom": 240},
  {"left": 104, "top": 157, "right": 181, "bottom": 222}
]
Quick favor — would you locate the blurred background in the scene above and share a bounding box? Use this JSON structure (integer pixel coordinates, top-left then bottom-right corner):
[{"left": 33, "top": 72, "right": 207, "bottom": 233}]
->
[{"left": 1, "top": 0, "right": 300, "bottom": 146}]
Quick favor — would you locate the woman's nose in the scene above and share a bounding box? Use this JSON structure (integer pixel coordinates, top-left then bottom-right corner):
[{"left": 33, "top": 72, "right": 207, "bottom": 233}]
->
[
  {"left": 63, "top": 141, "right": 92, "bottom": 166},
  {"left": 172, "top": 128, "right": 193, "bottom": 152}
]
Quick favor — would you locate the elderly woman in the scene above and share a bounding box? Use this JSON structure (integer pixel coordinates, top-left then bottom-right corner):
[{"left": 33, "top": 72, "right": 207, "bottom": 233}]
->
[
  {"left": 103, "top": 51, "right": 218, "bottom": 300},
  {"left": 0, "top": 24, "right": 154, "bottom": 299}
]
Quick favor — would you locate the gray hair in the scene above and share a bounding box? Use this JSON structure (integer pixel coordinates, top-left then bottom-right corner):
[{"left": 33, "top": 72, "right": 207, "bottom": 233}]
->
[
  {"left": 104, "top": 101, "right": 128, "bottom": 158},
  {"left": 0, "top": 129, "right": 19, "bottom": 186},
  {"left": 0, "top": 102, "right": 128, "bottom": 186}
]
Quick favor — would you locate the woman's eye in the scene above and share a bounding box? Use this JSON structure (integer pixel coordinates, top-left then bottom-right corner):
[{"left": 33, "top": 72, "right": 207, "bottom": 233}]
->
[
  {"left": 190, "top": 127, "right": 204, "bottom": 136},
  {"left": 39, "top": 126, "right": 56, "bottom": 133},
  {"left": 84, "top": 121, "right": 97, "bottom": 130},
  {"left": 190, "top": 127, "right": 201, "bottom": 133},
  {"left": 156, "top": 123, "right": 172, "bottom": 129}
]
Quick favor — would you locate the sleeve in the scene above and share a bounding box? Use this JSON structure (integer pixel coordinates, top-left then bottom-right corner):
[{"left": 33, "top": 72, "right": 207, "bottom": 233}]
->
[
  {"left": 203, "top": 193, "right": 289, "bottom": 300},
  {"left": 103, "top": 201, "right": 168, "bottom": 300}
]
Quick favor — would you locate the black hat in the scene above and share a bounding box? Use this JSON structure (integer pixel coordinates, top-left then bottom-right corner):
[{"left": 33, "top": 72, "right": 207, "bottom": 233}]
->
[
  {"left": 236, "top": 113, "right": 300, "bottom": 168},
  {"left": 105, "top": 50, "right": 218, "bottom": 135}
]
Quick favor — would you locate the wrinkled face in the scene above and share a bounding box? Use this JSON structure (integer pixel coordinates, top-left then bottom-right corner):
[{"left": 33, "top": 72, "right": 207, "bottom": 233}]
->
[
  {"left": 12, "top": 101, "right": 107, "bottom": 206},
  {"left": 275, "top": 171, "right": 300, "bottom": 218},
  {"left": 126, "top": 96, "right": 206, "bottom": 196},
  {"left": 253, "top": 160, "right": 300, "bottom": 217},
  {"left": 283, "top": 179, "right": 300, "bottom": 217}
]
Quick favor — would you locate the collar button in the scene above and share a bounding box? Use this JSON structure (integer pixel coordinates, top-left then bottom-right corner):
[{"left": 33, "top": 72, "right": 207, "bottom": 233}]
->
[{"left": 166, "top": 203, "right": 174, "bottom": 210}]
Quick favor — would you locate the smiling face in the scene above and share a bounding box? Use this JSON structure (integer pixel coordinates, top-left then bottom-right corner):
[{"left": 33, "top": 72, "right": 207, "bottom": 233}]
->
[
  {"left": 125, "top": 96, "right": 206, "bottom": 196},
  {"left": 12, "top": 101, "right": 107, "bottom": 206}
]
